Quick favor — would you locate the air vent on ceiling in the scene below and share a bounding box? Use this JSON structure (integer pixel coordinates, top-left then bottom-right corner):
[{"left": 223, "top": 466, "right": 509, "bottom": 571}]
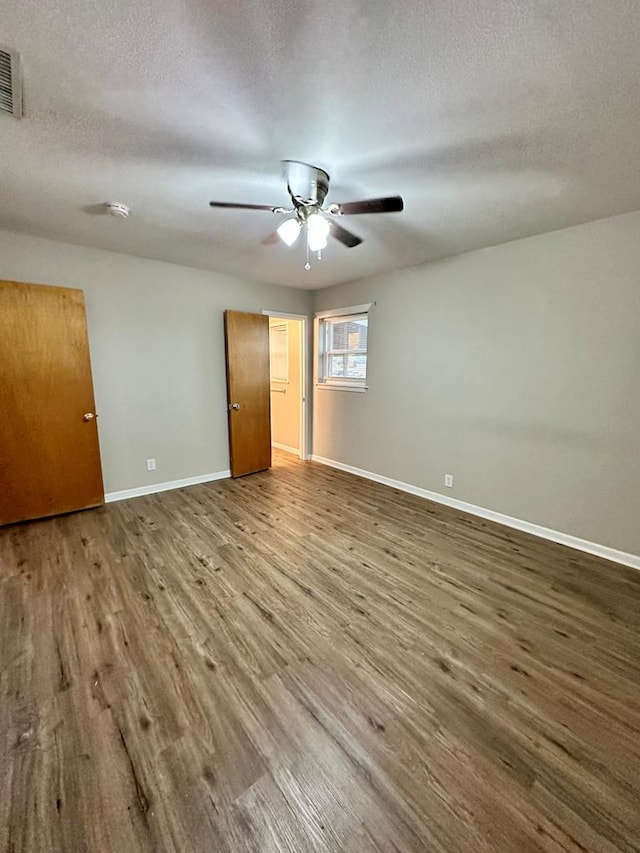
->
[{"left": 0, "top": 46, "right": 22, "bottom": 118}]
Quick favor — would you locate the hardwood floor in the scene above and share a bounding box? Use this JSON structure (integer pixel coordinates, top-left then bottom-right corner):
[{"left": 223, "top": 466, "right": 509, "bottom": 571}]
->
[{"left": 1, "top": 450, "right": 640, "bottom": 852}]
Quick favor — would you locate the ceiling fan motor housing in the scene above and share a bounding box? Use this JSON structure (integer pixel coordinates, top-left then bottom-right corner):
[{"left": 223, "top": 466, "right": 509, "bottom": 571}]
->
[{"left": 283, "top": 160, "right": 330, "bottom": 207}]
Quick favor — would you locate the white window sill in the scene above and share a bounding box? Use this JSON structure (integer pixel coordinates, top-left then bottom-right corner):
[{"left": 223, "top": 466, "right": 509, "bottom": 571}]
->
[{"left": 316, "top": 383, "right": 367, "bottom": 393}]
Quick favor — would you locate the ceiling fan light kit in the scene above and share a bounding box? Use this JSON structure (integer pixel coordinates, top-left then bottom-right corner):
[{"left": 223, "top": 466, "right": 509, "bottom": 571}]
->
[
  {"left": 276, "top": 217, "right": 302, "bottom": 246},
  {"left": 209, "top": 160, "right": 404, "bottom": 269},
  {"left": 306, "top": 213, "right": 330, "bottom": 252}
]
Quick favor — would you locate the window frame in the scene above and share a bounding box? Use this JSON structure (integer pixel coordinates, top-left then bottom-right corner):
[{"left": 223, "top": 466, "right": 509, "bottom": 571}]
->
[{"left": 315, "top": 303, "right": 372, "bottom": 392}]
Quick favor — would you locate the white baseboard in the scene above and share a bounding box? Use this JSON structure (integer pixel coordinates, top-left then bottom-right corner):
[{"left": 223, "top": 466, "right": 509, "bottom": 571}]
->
[
  {"left": 105, "top": 470, "right": 230, "bottom": 503},
  {"left": 272, "top": 442, "right": 300, "bottom": 456},
  {"left": 310, "top": 455, "right": 640, "bottom": 571}
]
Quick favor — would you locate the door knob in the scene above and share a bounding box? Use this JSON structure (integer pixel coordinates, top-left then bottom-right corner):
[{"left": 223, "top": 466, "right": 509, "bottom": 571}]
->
[
  {"left": 230, "top": 402, "right": 240, "bottom": 410},
  {"left": 83, "top": 412, "right": 95, "bottom": 421}
]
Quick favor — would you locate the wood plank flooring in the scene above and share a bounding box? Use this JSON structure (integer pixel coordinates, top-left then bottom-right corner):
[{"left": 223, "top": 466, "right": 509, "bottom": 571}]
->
[{"left": 1, "top": 450, "right": 640, "bottom": 852}]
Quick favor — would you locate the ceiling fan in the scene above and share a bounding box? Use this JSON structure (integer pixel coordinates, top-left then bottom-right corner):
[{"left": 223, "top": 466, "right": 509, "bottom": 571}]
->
[{"left": 209, "top": 160, "right": 403, "bottom": 267}]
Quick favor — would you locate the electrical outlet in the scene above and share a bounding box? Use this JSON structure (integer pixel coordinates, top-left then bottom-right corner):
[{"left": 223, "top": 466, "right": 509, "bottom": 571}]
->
[
  {"left": 146, "top": 458, "right": 156, "bottom": 471},
  {"left": 444, "top": 473, "right": 453, "bottom": 488}
]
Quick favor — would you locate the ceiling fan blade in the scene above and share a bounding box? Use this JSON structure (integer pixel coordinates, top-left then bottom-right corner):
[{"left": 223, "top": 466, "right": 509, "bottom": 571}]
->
[
  {"left": 209, "top": 201, "right": 278, "bottom": 211},
  {"left": 261, "top": 231, "right": 280, "bottom": 245},
  {"left": 330, "top": 222, "right": 363, "bottom": 248},
  {"left": 337, "top": 195, "right": 404, "bottom": 215}
]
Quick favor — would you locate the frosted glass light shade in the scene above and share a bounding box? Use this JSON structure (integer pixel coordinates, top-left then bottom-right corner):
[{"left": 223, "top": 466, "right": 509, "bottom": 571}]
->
[
  {"left": 277, "top": 218, "right": 302, "bottom": 246},
  {"left": 307, "top": 213, "right": 330, "bottom": 251}
]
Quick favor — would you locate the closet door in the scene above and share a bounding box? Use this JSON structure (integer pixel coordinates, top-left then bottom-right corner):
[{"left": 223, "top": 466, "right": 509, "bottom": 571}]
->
[
  {"left": 224, "top": 310, "right": 271, "bottom": 477},
  {"left": 0, "top": 280, "right": 104, "bottom": 525}
]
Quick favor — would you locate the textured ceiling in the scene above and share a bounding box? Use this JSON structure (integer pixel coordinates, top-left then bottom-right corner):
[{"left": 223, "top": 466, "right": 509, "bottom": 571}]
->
[{"left": 1, "top": 0, "right": 640, "bottom": 289}]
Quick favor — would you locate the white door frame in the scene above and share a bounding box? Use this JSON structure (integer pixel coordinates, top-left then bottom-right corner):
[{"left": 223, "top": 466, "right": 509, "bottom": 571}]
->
[{"left": 262, "top": 310, "right": 309, "bottom": 460}]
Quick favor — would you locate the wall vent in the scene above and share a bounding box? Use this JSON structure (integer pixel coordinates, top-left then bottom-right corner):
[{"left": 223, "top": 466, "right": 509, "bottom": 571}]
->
[{"left": 0, "top": 46, "right": 22, "bottom": 118}]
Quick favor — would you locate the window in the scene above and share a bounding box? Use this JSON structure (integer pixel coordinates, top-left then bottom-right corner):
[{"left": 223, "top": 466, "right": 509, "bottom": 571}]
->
[
  {"left": 269, "top": 323, "right": 288, "bottom": 382},
  {"left": 317, "top": 304, "right": 371, "bottom": 391}
]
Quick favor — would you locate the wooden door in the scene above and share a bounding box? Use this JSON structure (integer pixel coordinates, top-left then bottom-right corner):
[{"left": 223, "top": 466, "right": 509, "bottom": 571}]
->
[
  {"left": 0, "top": 281, "right": 104, "bottom": 525},
  {"left": 224, "top": 310, "right": 271, "bottom": 477}
]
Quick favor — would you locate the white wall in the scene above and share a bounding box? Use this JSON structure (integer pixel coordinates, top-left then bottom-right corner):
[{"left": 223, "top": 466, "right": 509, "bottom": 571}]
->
[
  {"left": 313, "top": 212, "right": 640, "bottom": 557},
  {"left": 0, "top": 230, "right": 311, "bottom": 494}
]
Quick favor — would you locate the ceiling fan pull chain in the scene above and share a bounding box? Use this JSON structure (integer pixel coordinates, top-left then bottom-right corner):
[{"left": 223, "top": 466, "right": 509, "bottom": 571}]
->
[{"left": 304, "top": 235, "right": 311, "bottom": 271}]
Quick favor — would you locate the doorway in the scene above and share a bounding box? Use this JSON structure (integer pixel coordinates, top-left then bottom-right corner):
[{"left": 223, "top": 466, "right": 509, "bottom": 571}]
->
[
  {"left": 223, "top": 309, "right": 309, "bottom": 477},
  {"left": 265, "top": 312, "right": 308, "bottom": 460}
]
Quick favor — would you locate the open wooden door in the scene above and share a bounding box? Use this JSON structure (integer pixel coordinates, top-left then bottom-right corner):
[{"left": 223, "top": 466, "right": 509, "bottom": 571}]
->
[
  {"left": 0, "top": 281, "right": 104, "bottom": 525},
  {"left": 224, "top": 310, "right": 271, "bottom": 477}
]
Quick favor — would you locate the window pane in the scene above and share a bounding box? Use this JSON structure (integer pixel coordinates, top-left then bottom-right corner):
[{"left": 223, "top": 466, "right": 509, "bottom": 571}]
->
[
  {"left": 345, "top": 354, "right": 367, "bottom": 379},
  {"left": 319, "top": 310, "right": 368, "bottom": 386},
  {"left": 328, "top": 316, "right": 368, "bottom": 352},
  {"left": 328, "top": 354, "right": 345, "bottom": 377}
]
